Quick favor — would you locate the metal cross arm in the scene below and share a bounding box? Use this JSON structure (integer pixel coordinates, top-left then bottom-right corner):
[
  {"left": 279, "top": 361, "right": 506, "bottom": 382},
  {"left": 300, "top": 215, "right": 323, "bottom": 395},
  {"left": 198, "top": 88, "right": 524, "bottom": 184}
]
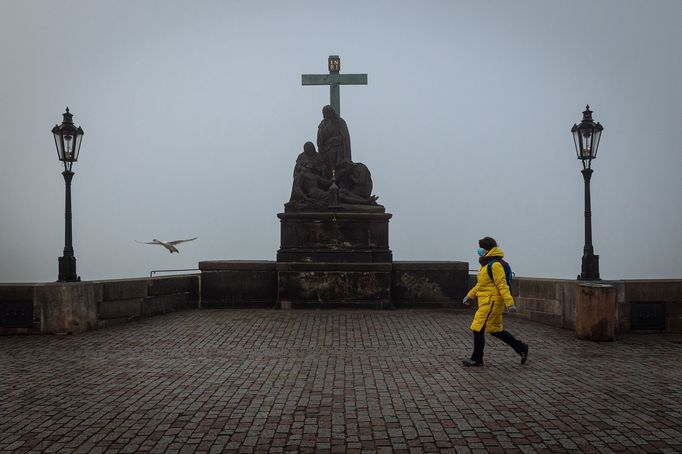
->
[
  {"left": 301, "top": 74, "right": 368, "bottom": 85},
  {"left": 302, "top": 62, "right": 367, "bottom": 116}
]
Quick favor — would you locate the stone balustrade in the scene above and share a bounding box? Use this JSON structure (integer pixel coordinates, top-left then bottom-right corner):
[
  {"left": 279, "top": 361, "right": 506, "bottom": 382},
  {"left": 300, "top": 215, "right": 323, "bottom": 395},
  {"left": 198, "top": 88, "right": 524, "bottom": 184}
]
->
[
  {"left": 1, "top": 268, "right": 680, "bottom": 335},
  {"left": 0, "top": 275, "right": 199, "bottom": 335}
]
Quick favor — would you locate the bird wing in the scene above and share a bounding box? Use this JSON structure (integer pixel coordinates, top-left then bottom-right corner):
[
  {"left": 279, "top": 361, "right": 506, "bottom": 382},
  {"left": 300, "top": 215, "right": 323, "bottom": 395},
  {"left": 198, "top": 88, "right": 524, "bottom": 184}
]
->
[
  {"left": 136, "top": 240, "right": 161, "bottom": 245},
  {"left": 168, "top": 237, "right": 197, "bottom": 246}
]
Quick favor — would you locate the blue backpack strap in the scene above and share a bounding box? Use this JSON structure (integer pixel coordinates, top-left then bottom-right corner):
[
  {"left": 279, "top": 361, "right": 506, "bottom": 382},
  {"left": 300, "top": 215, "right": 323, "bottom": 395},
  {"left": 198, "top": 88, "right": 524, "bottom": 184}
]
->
[
  {"left": 487, "top": 259, "right": 511, "bottom": 287},
  {"left": 486, "top": 258, "right": 499, "bottom": 282}
]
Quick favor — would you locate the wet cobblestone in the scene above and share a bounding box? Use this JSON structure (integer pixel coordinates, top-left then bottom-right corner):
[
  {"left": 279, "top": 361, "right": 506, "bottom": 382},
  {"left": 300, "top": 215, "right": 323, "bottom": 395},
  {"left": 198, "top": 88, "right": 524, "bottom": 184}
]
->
[{"left": 1, "top": 309, "right": 681, "bottom": 453}]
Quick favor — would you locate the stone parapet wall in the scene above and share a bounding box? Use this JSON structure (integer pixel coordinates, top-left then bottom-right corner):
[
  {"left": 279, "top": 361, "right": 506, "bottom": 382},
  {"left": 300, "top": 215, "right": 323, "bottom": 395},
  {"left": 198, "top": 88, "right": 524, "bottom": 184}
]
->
[
  {"left": 619, "top": 280, "right": 682, "bottom": 333},
  {"left": 199, "top": 261, "right": 278, "bottom": 308},
  {"left": 199, "top": 260, "right": 470, "bottom": 309},
  {"left": 95, "top": 276, "right": 198, "bottom": 329},
  {"left": 0, "top": 284, "right": 41, "bottom": 335},
  {"left": 514, "top": 278, "right": 579, "bottom": 330},
  {"left": 3, "top": 270, "right": 679, "bottom": 335},
  {"left": 467, "top": 275, "right": 682, "bottom": 333},
  {"left": 392, "top": 262, "right": 469, "bottom": 307},
  {"left": 0, "top": 275, "right": 199, "bottom": 335}
]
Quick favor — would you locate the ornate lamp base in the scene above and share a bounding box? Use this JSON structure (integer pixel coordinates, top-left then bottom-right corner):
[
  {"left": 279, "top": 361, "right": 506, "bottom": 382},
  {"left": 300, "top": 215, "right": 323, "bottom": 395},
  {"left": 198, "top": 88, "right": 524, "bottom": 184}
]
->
[{"left": 58, "top": 255, "right": 80, "bottom": 282}]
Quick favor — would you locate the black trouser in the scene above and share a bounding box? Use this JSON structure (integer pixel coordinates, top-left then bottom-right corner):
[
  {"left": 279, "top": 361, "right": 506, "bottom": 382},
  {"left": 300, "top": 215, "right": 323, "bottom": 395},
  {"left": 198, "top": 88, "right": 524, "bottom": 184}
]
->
[{"left": 471, "top": 329, "right": 524, "bottom": 363}]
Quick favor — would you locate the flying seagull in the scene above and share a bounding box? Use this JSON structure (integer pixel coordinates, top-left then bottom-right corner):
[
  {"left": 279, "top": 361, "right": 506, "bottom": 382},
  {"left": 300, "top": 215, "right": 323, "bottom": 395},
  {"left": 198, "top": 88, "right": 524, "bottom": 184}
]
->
[{"left": 136, "top": 237, "right": 197, "bottom": 253}]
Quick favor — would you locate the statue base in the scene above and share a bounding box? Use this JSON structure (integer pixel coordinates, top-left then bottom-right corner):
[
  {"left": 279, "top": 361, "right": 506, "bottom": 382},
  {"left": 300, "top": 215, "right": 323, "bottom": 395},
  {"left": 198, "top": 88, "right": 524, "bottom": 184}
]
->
[
  {"left": 276, "top": 211, "right": 393, "bottom": 305},
  {"left": 277, "top": 262, "right": 392, "bottom": 307}
]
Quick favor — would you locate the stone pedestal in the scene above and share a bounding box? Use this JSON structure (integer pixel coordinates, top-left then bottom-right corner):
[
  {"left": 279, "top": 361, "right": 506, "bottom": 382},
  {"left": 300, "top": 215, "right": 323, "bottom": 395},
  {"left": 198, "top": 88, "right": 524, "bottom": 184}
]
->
[
  {"left": 576, "top": 283, "right": 616, "bottom": 341},
  {"left": 277, "top": 262, "right": 392, "bottom": 307},
  {"left": 276, "top": 211, "right": 392, "bottom": 306},
  {"left": 277, "top": 211, "right": 392, "bottom": 263}
]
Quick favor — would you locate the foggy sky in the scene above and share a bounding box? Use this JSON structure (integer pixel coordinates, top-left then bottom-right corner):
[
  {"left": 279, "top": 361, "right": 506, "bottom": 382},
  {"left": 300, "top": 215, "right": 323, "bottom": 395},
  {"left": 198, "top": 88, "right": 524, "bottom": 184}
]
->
[{"left": 1, "top": 0, "right": 681, "bottom": 282}]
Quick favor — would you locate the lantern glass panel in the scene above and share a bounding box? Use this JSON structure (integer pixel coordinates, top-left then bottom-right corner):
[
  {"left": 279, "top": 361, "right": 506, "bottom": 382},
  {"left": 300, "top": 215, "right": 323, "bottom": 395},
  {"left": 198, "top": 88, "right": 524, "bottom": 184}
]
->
[
  {"left": 591, "top": 127, "right": 602, "bottom": 159},
  {"left": 53, "top": 127, "right": 65, "bottom": 161},
  {"left": 581, "top": 129, "right": 593, "bottom": 159},
  {"left": 63, "top": 133, "right": 75, "bottom": 161}
]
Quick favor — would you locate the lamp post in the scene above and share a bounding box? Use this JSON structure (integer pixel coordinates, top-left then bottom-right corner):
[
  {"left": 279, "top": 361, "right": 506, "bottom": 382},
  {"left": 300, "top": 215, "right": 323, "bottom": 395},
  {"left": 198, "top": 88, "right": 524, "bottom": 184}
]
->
[
  {"left": 571, "top": 105, "right": 603, "bottom": 281},
  {"left": 52, "top": 108, "right": 84, "bottom": 282}
]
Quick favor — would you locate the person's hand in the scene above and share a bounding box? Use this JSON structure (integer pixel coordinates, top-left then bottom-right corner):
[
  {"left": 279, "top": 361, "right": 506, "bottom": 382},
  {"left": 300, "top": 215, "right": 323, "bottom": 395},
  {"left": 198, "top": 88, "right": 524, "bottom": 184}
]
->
[
  {"left": 506, "top": 305, "right": 517, "bottom": 313},
  {"left": 462, "top": 296, "right": 472, "bottom": 306}
]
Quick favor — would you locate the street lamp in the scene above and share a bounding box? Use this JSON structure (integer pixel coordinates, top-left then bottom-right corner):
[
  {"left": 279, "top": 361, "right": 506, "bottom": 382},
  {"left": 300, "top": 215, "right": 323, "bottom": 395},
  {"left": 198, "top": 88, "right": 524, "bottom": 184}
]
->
[
  {"left": 52, "top": 107, "right": 84, "bottom": 282},
  {"left": 571, "top": 105, "right": 603, "bottom": 281}
]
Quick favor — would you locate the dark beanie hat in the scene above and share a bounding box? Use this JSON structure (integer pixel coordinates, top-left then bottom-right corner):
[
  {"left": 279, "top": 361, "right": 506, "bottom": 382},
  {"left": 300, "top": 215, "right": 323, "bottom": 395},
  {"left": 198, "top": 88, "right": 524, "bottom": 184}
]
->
[{"left": 479, "top": 236, "right": 497, "bottom": 251}]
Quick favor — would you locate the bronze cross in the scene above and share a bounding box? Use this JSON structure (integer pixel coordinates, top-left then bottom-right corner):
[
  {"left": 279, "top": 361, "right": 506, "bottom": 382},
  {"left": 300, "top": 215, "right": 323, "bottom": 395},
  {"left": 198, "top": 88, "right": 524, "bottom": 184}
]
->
[{"left": 302, "top": 55, "right": 367, "bottom": 116}]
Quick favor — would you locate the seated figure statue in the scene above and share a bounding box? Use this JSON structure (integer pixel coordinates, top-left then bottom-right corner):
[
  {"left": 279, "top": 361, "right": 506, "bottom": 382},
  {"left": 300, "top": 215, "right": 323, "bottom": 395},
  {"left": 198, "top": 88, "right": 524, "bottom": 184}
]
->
[
  {"left": 285, "top": 107, "right": 383, "bottom": 212},
  {"left": 286, "top": 142, "right": 332, "bottom": 210},
  {"left": 335, "top": 159, "right": 379, "bottom": 206}
]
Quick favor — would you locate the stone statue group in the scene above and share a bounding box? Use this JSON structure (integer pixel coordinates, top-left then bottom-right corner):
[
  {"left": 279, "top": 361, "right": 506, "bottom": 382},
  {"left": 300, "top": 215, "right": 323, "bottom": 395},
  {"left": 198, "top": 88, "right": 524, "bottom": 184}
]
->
[{"left": 286, "top": 105, "right": 380, "bottom": 211}]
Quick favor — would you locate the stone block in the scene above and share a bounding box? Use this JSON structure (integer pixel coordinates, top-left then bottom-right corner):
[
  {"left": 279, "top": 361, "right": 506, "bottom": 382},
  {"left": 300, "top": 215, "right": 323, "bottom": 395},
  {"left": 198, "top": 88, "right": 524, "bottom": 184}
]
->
[
  {"left": 0, "top": 284, "right": 35, "bottom": 301},
  {"left": 200, "top": 261, "right": 277, "bottom": 307},
  {"left": 624, "top": 280, "right": 682, "bottom": 302},
  {"left": 665, "top": 302, "right": 680, "bottom": 332},
  {"left": 93, "top": 282, "right": 104, "bottom": 303},
  {"left": 617, "top": 302, "right": 631, "bottom": 333},
  {"left": 142, "top": 294, "right": 187, "bottom": 316},
  {"left": 391, "top": 262, "right": 468, "bottom": 306},
  {"left": 0, "top": 285, "right": 36, "bottom": 331},
  {"left": 523, "top": 298, "right": 539, "bottom": 312},
  {"left": 559, "top": 283, "right": 577, "bottom": 330},
  {"left": 148, "top": 275, "right": 199, "bottom": 296},
  {"left": 611, "top": 281, "right": 626, "bottom": 304},
  {"left": 101, "top": 279, "right": 148, "bottom": 301},
  {"left": 630, "top": 302, "right": 666, "bottom": 331},
  {"left": 668, "top": 316, "right": 682, "bottom": 334},
  {"left": 0, "top": 300, "right": 36, "bottom": 333},
  {"left": 277, "top": 211, "right": 393, "bottom": 263},
  {"left": 575, "top": 283, "right": 616, "bottom": 341},
  {"left": 98, "top": 298, "right": 142, "bottom": 320},
  {"left": 277, "top": 249, "right": 392, "bottom": 263},
  {"left": 35, "top": 283, "right": 98, "bottom": 334},
  {"left": 199, "top": 260, "right": 276, "bottom": 271},
  {"left": 521, "top": 298, "right": 561, "bottom": 316},
  {"left": 517, "top": 278, "right": 561, "bottom": 300},
  {"left": 666, "top": 301, "right": 682, "bottom": 320},
  {"left": 528, "top": 311, "right": 562, "bottom": 328},
  {"left": 546, "top": 299, "right": 562, "bottom": 315},
  {"left": 277, "top": 263, "right": 391, "bottom": 305}
]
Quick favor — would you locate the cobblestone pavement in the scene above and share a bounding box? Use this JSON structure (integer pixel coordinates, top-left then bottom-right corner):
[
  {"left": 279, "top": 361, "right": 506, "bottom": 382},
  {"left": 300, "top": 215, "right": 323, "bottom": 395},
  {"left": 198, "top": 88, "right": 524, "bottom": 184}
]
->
[{"left": 1, "top": 309, "right": 681, "bottom": 453}]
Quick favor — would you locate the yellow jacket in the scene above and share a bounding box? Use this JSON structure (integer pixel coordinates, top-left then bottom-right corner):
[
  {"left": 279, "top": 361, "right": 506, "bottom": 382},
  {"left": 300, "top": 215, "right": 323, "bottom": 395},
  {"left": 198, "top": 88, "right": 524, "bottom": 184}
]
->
[{"left": 466, "top": 247, "right": 515, "bottom": 333}]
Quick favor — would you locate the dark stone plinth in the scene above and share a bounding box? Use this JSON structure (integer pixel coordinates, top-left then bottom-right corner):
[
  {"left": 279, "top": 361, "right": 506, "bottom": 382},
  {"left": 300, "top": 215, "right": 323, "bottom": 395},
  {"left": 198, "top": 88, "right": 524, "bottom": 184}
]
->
[
  {"left": 276, "top": 211, "right": 393, "bottom": 306},
  {"left": 277, "top": 211, "right": 393, "bottom": 263},
  {"left": 392, "top": 261, "right": 470, "bottom": 307},
  {"left": 199, "top": 261, "right": 277, "bottom": 308},
  {"left": 277, "top": 262, "right": 391, "bottom": 307}
]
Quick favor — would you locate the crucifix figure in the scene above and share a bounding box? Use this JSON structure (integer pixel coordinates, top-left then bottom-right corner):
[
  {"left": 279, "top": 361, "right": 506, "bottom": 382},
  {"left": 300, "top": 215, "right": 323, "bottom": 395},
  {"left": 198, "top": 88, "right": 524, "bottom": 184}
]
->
[{"left": 302, "top": 55, "right": 367, "bottom": 116}]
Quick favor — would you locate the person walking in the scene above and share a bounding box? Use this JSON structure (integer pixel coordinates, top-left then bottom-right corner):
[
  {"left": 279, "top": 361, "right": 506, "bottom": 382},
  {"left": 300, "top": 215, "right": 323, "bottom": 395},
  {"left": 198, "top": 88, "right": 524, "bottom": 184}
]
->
[{"left": 462, "top": 236, "right": 529, "bottom": 367}]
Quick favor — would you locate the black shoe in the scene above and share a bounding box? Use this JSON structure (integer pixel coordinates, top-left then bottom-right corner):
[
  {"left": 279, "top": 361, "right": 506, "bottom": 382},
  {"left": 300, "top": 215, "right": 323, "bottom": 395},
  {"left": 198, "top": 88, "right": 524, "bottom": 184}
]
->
[
  {"left": 520, "top": 343, "right": 529, "bottom": 365},
  {"left": 462, "top": 359, "right": 483, "bottom": 367}
]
